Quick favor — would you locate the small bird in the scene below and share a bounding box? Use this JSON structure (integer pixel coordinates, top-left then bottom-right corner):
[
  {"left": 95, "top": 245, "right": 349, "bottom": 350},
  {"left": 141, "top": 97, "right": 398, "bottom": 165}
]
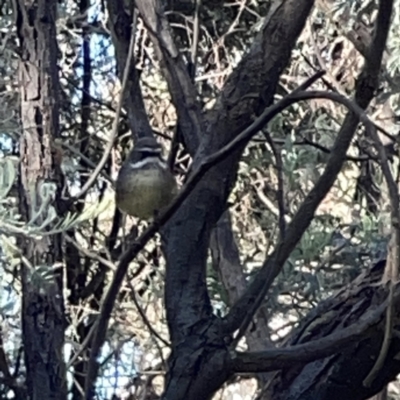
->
[{"left": 115, "top": 136, "right": 178, "bottom": 220}]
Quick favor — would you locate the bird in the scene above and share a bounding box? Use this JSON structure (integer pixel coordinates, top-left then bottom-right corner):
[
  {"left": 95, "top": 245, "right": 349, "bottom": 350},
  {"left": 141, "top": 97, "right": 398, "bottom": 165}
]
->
[{"left": 115, "top": 136, "right": 178, "bottom": 220}]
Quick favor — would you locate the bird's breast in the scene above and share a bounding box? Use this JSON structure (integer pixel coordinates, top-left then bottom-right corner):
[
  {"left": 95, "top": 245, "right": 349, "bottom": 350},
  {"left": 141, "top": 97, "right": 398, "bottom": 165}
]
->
[{"left": 116, "top": 167, "right": 177, "bottom": 219}]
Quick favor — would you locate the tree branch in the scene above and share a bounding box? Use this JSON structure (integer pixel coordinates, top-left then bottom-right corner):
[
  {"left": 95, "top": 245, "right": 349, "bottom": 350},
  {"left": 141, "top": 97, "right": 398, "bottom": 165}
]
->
[
  {"left": 360, "top": 1, "right": 396, "bottom": 387},
  {"left": 71, "top": 6, "right": 137, "bottom": 206},
  {"left": 83, "top": 9, "right": 137, "bottom": 396},
  {"left": 223, "top": 0, "right": 392, "bottom": 337},
  {"left": 135, "top": 0, "right": 203, "bottom": 153},
  {"left": 232, "top": 290, "right": 394, "bottom": 373},
  {"left": 158, "top": 13, "right": 318, "bottom": 342},
  {"left": 83, "top": 71, "right": 325, "bottom": 392},
  {"left": 106, "top": 0, "right": 154, "bottom": 139}
]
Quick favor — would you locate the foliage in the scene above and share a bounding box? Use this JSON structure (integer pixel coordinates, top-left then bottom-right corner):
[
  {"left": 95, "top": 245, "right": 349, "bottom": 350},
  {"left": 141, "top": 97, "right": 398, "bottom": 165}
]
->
[{"left": 0, "top": 0, "right": 400, "bottom": 399}]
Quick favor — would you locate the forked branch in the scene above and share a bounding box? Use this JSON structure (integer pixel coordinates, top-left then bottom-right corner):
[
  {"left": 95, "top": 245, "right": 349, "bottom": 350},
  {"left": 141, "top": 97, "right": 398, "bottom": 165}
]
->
[
  {"left": 224, "top": 0, "right": 393, "bottom": 339},
  {"left": 83, "top": 71, "right": 325, "bottom": 396}
]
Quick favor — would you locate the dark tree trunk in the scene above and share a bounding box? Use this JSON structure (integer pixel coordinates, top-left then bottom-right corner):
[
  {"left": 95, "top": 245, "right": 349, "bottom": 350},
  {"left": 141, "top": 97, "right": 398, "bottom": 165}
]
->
[
  {"left": 15, "top": 1, "right": 67, "bottom": 399},
  {"left": 156, "top": 0, "right": 316, "bottom": 398}
]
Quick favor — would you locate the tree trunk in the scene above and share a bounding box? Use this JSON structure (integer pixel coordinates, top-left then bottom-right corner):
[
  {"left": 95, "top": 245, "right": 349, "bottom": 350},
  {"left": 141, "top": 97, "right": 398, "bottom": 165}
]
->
[{"left": 15, "top": 1, "right": 67, "bottom": 399}]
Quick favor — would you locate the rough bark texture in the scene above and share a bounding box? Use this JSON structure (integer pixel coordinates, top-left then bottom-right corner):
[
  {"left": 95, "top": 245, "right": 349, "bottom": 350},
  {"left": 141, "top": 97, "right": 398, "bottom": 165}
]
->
[
  {"left": 103, "top": 0, "right": 397, "bottom": 399},
  {"left": 15, "top": 1, "right": 67, "bottom": 399},
  {"left": 266, "top": 261, "right": 400, "bottom": 400},
  {"left": 210, "top": 212, "right": 273, "bottom": 393},
  {"left": 210, "top": 212, "right": 272, "bottom": 352},
  {"left": 158, "top": 2, "right": 315, "bottom": 399}
]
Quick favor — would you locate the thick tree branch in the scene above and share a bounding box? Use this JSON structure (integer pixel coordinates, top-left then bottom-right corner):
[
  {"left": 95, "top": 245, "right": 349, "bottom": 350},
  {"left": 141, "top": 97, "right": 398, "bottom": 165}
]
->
[
  {"left": 83, "top": 72, "right": 325, "bottom": 400},
  {"left": 225, "top": 90, "right": 381, "bottom": 341},
  {"left": 106, "top": 0, "right": 154, "bottom": 140},
  {"left": 210, "top": 211, "right": 274, "bottom": 393},
  {"left": 232, "top": 290, "right": 393, "bottom": 373},
  {"left": 135, "top": 0, "right": 203, "bottom": 153},
  {"left": 224, "top": 0, "right": 392, "bottom": 335},
  {"left": 162, "top": 1, "right": 316, "bottom": 347},
  {"left": 265, "top": 260, "right": 400, "bottom": 400},
  {"left": 204, "top": 1, "right": 313, "bottom": 154}
]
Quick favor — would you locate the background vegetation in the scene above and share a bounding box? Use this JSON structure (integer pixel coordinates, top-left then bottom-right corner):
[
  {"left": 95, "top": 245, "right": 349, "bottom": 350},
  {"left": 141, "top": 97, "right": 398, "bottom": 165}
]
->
[{"left": 0, "top": 0, "right": 399, "bottom": 399}]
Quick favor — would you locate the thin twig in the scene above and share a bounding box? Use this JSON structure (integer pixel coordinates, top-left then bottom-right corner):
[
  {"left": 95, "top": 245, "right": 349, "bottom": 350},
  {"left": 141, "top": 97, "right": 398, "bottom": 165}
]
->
[
  {"left": 189, "top": 0, "right": 201, "bottom": 80},
  {"left": 228, "top": 89, "right": 384, "bottom": 345},
  {"left": 83, "top": 10, "right": 138, "bottom": 397},
  {"left": 126, "top": 275, "right": 170, "bottom": 347},
  {"left": 263, "top": 130, "right": 286, "bottom": 239},
  {"left": 71, "top": 10, "right": 138, "bottom": 203},
  {"left": 84, "top": 72, "right": 326, "bottom": 398},
  {"left": 64, "top": 235, "right": 115, "bottom": 271},
  {"left": 128, "top": 279, "right": 170, "bottom": 364},
  {"left": 363, "top": 99, "right": 400, "bottom": 387}
]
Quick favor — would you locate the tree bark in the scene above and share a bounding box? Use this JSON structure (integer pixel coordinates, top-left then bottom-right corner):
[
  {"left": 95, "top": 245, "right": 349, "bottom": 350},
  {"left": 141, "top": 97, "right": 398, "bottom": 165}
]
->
[
  {"left": 264, "top": 261, "right": 400, "bottom": 400},
  {"left": 106, "top": 0, "right": 154, "bottom": 140},
  {"left": 96, "top": 1, "right": 398, "bottom": 399},
  {"left": 15, "top": 1, "right": 67, "bottom": 399},
  {"left": 159, "top": 1, "right": 315, "bottom": 399}
]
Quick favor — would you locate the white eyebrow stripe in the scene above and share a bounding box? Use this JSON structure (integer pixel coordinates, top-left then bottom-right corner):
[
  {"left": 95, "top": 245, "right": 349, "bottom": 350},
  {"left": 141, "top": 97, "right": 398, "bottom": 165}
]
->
[
  {"left": 138, "top": 147, "right": 162, "bottom": 153},
  {"left": 129, "top": 157, "right": 168, "bottom": 170}
]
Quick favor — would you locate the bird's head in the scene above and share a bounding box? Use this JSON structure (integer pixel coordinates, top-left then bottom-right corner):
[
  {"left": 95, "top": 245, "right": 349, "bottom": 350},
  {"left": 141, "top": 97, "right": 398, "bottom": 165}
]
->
[
  {"left": 126, "top": 136, "right": 167, "bottom": 170},
  {"left": 115, "top": 136, "right": 177, "bottom": 219}
]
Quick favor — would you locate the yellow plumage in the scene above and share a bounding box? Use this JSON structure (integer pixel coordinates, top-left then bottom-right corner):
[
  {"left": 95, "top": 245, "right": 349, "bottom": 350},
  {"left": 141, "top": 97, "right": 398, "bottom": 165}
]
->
[{"left": 116, "top": 164, "right": 177, "bottom": 220}]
